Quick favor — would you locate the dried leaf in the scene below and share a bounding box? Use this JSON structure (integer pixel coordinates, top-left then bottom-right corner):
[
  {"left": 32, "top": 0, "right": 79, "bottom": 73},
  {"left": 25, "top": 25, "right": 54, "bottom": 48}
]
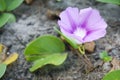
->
[
  {"left": 0, "top": 44, "right": 7, "bottom": 63},
  {"left": 3, "top": 52, "right": 18, "bottom": 65},
  {"left": 84, "top": 41, "right": 95, "bottom": 53},
  {"left": 0, "top": 44, "right": 7, "bottom": 54},
  {"left": 0, "top": 53, "right": 6, "bottom": 63},
  {"left": 0, "top": 44, "right": 4, "bottom": 53},
  {"left": 25, "top": 0, "right": 33, "bottom": 4},
  {"left": 46, "top": 9, "right": 60, "bottom": 20},
  {"left": 110, "top": 57, "right": 120, "bottom": 71}
]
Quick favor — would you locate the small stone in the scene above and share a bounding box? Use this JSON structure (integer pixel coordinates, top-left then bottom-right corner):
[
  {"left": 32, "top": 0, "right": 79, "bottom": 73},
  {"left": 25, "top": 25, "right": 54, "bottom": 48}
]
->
[
  {"left": 103, "top": 62, "right": 111, "bottom": 72},
  {"left": 84, "top": 41, "right": 95, "bottom": 53},
  {"left": 66, "top": 76, "right": 73, "bottom": 80},
  {"left": 105, "top": 44, "right": 112, "bottom": 52},
  {"left": 94, "top": 60, "right": 103, "bottom": 68}
]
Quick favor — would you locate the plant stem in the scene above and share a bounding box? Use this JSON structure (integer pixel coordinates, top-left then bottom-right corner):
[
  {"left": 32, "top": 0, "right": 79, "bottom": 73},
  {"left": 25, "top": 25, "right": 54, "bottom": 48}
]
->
[
  {"left": 77, "top": 45, "right": 94, "bottom": 72},
  {"left": 78, "top": 45, "right": 85, "bottom": 55}
]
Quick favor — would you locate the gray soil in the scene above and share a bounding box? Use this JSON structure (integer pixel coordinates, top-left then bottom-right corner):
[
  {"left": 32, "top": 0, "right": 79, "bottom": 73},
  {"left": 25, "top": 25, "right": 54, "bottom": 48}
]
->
[{"left": 0, "top": 0, "right": 120, "bottom": 80}]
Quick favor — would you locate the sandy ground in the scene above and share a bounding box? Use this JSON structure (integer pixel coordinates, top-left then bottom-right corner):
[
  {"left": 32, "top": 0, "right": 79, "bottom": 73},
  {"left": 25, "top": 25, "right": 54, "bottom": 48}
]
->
[{"left": 0, "top": 0, "right": 120, "bottom": 80}]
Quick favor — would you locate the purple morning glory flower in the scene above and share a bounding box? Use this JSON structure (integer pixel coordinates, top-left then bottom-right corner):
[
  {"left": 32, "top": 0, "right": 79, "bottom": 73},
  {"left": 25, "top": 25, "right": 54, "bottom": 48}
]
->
[{"left": 58, "top": 7, "right": 107, "bottom": 44}]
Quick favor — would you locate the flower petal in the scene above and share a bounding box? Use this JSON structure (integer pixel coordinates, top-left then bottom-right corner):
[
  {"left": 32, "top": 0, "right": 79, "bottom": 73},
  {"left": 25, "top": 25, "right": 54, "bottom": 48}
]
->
[
  {"left": 59, "top": 7, "right": 80, "bottom": 31},
  {"left": 58, "top": 20, "right": 72, "bottom": 33},
  {"left": 86, "top": 19, "right": 107, "bottom": 31},
  {"left": 60, "top": 28, "right": 83, "bottom": 44},
  {"left": 79, "top": 7, "right": 93, "bottom": 26},
  {"left": 58, "top": 7, "right": 107, "bottom": 44},
  {"left": 73, "top": 27, "right": 87, "bottom": 39},
  {"left": 83, "top": 29, "right": 106, "bottom": 42},
  {"left": 82, "top": 8, "right": 107, "bottom": 30}
]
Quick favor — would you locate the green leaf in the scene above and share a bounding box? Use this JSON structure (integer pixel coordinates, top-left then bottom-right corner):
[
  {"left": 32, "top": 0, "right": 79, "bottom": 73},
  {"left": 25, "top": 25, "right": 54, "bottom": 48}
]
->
[
  {"left": 97, "top": 0, "right": 120, "bottom": 5},
  {"left": 24, "top": 35, "right": 65, "bottom": 57},
  {"left": 0, "top": 13, "right": 16, "bottom": 28},
  {"left": 0, "top": 0, "right": 6, "bottom": 11},
  {"left": 30, "top": 53, "right": 67, "bottom": 72},
  {"left": 6, "top": 13, "right": 16, "bottom": 23},
  {"left": 24, "top": 35, "right": 66, "bottom": 61},
  {"left": 102, "top": 70, "right": 120, "bottom": 80},
  {"left": 0, "top": 63, "right": 7, "bottom": 78},
  {"left": 24, "top": 35, "right": 68, "bottom": 72},
  {"left": 100, "top": 51, "right": 108, "bottom": 59},
  {"left": 100, "top": 51, "right": 112, "bottom": 62},
  {"left": 54, "top": 27, "right": 78, "bottom": 49},
  {"left": 104, "top": 57, "right": 112, "bottom": 62},
  {"left": 4, "top": 0, "right": 24, "bottom": 11}
]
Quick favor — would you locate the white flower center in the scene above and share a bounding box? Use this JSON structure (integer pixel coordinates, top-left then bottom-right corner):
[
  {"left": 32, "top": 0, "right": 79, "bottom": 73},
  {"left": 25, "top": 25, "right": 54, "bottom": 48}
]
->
[{"left": 73, "top": 27, "right": 87, "bottom": 39}]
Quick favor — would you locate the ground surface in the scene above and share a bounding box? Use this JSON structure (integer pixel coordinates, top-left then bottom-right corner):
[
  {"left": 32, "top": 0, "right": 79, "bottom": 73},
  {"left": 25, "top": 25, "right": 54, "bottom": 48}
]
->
[{"left": 0, "top": 0, "right": 120, "bottom": 80}]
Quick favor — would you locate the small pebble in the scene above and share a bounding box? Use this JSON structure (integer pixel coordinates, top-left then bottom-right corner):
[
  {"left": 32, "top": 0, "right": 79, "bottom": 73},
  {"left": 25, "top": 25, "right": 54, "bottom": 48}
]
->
[{"left": 102, "top": 62, "right": 111, "bottom": 72}]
